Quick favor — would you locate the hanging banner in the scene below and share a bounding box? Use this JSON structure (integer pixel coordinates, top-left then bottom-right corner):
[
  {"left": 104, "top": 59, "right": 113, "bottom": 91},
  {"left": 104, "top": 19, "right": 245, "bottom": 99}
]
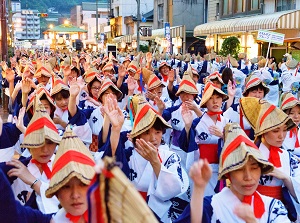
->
[
  {"left": 164, "top": 22, "right": 171, "bottom": 53},
  {"left": 257, "top": 30, "right": 285, "bottom": 45}
]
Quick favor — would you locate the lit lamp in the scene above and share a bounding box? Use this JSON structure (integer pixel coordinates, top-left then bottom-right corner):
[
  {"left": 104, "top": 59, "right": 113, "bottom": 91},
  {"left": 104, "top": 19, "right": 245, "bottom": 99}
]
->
[
  {"left": 44, "top": 34, "right": 48, "bottom": 40},
  {"left": 121, "top": 41, "right": 126, "bottom": 49},
  {"left": 132, "top": 40, "right": 137, "bottom": 50},
  {"left": 173, "top": 36, "right": 182, "bottom": 54},
  {"left": 205, "top": 35, "right": 214, "bottom": 52},
  {"left": 161, "top": 38, "right": 168, "bottom": 49},
  {"left": 63, "top": 34, "right": 66, "bottom": 40}
]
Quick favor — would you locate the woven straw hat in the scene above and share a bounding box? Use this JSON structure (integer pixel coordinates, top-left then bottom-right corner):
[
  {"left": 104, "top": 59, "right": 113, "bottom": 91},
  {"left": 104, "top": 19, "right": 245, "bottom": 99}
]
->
[
  {"left": 240, "top": 97, "right": 295, "bottom": 137},
  {"left": 22, "top": 99, "right": 60, "bottom": 149},
  {"left": 24, "top": 61, "right": 35, "bottom": 75},
  {"left": 242, "top": 74, "right": 269, "bottom": 96},
  {"left": 147, "top": 72, "right": 165, "bottom": 91},
  {"left": 34, "top": 63, "right": 53, "bottom": 78},
  {"left": 158, "top": 61, "right": 171, "bottom": 71},
  {"left": 50, "top": 76, "right": 69, "bottom": 96},
  {"left": 175, "top": 65, "right": 198, "bottom": 96},
  {"left": 60, "top": 56, "right": 71, "bottom": 69},
  {"left": 127, "top": 59, "right": 139, "bottom": 73},
  {"left": 140, "top": 68, "right": 153, "bottom": 85},
  {"left": 230, "top": 57, "right": 239, "bottom": 67},
  {"left": 191, "top": 67, "right": 199, "bottom": 76},
  {"left": 218, "top": 123, "right": 274, "bottom": 180},
  {"left": 184, "top": 54, "right": 191, "bottom": 62},
  {"left": 27, "top": 87, "right": 55, "bottom": 112},
  {"left": 238, "top": 52, "right": 246, "bottom": 59},
  {"left": 258, "top": 58, "right": 267, "bottom": 68},
  {"left": 123, "top": 56, "right": 131, "bottom": 63},
  {"left": 250, "top": 57, "right": 258, "bottom": 64},
  {"left": 286, "top": 58, "right": 298, "bottom": 69},
  {"left": 45, "top": 125, "right": 95, "bottom": 198},
  {"left": 102, "top": 61, "right": 115, "bottom": 72},
  {"left": 84, "top": 67, "right": 102, "bottom": 84},
  {"left": 130, "top": 101, "right": 171, "bottom": 139},
  {"left": 200, "top": 82, "right": 228, "bottom": 108},
  {"left": 207, "top": 71, "right": 224, "bottom": 85},
  {"left": 47, "top": 57, "right": 57, "bottom": 70},
  {"left": 280, "top": 92, "right": 300, "bottom": 111},
  {"left": 99, "top": 78, "right": 123, "bottom": 102}
]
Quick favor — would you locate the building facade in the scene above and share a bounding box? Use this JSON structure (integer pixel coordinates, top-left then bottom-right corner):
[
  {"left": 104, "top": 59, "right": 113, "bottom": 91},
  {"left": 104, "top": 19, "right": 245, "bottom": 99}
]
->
[{"left": 195, "top": 0, "right": 300, "bottom": 60}]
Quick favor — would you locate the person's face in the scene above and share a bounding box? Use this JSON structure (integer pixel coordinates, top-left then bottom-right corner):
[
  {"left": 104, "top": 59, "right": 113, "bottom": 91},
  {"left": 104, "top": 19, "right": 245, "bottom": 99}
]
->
[
  {"left": 149, "top": 86, "right": 163, "bottom": 98},
  {"left": 128, "top": 70, "right": 135, "bottom": 77},
  {"left": 90, "top": 80, "right": 101, "bottom": 99},
  {"left": 55, "top": 95, "right": 69, "bottom": 110},
  {"left": 211, "top": 80, "right": 222, "bottom": 89},
  {"left": 262, "top": 124, "right": 288, "bottom": 148},
  {"left": 103, "top": 69, "right": 114, "bottom": 76},
  {"left": 289, "top": 105, "right": 300, "bottom": 126},
  {"left": 40, "top": 99, "right": 52, "bottom": 116},
  {"left": 23, "top": 70, "right": 33, "bottom": 79},
  {"left": 160, "top": 66, "right": 170, "bottom": 75},
  {"left": 247, "top": 88, "right": 265, "bottom": 99},
  {"left": 205, "top": 94, "right": 223, "bottom": 112},
  {"left": 56, "top": 177, "right": 88, "bottom": 217},
  {"left": 229, "top": 158, "right": 261, "bottom": 201},
  {"left": 29, "top": 139, "right": 56, "bottom": 163},
  {"left": 138, "top": 127, "right": 163, "bottom": 148},
  {"left": 180, "top": 92, "right": 194, "bottom": 103},
  {"left": 123, "top": 61, "right": 130, "bottom": 68},
  {"left": 71, "top": 70, "right": 78, "bottom": 78},
  {"left": 37, "top": 75, "right": 50, "bottom": 86},
  {"left": 101, "top": 90, "right": 117, "bottom": 105},
  {"left": 192, "top": 74, "right": 199, "bottom": 84}
]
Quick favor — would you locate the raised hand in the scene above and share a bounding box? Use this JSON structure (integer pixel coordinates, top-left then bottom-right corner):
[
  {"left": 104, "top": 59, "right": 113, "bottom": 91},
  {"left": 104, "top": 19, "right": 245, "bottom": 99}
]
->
[
  {"left": 118, "top": 64, "right": 126, "bottom": 77},
  {"left": 135, "top": 138, "right": 160, "bottom": 162},
  {"left": 233, "top": 204, "right": 257, "bottom": 223},
  {"left": 69, "top": 78, "right": 80, "bottom": 97},
  {"left": 103, "top": 94, "right": 124, "bottom": 130},
  {"left": 63, "top": 65, "right": 71, "bottom": 77},
  {"left": 154, "top": 96, "right": 165, "bottom": 112},
  {"left": 5, "top": 68, "right": 15, "bottom": 83},
  {"left": 21, "top": 78, "right": 32, "bottom": 94},
  {"left": 7, "top": 159, "right": 35, "bottom": 185},
  {"left": 14, "top": 107, "right": 26, "bottom": 133},
  {"left": 189, "top": 159, "right": 212, "bottom": 188},
  {"left": 208, "top": 125, "right": 223, "bottom": 138},
  {"left": 127, "top": 76, "right": 138, "bottom": 92},
  {"left": 145, "top": 91, "right": 156, "bottom": 101},
  {"left": 182, "top": 102, "right": 194, "bottom": 128},
  {"left": 185, "top": 99, "right": 199, "bottom": 113},
  {"left": 168, "top": 69, "right": 175, "bottom": 82},
  {"left": 227, "top": 80, "right": 236, "bottom": 97},
  {"left": 146, "top": 52, "right": 152, "bottom": 63},
  {"left": 1, "top": 61, "right": 8, "bottom": 71}
]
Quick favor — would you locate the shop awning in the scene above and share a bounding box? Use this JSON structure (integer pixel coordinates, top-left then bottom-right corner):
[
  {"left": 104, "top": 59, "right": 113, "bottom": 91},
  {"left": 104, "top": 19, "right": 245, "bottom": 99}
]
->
[
  {"left": 194, "top": 10, "right": 300, "bottom": 36},
  {"left": 45, "top": 24, "right": 87, "bottom": 33},
  {"left": 112, "top": 34, "right": 132, "bottom": 43}
]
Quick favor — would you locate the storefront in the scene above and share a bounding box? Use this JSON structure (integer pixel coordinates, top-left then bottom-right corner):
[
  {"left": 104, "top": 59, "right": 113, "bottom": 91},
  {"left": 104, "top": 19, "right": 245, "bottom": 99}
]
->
[{"left": 194, "top": 10, "right": 300, "bottom": 61}]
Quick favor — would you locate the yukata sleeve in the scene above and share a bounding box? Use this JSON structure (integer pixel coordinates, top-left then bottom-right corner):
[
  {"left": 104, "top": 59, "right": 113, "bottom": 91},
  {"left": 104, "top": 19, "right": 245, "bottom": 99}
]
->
[
  {"left": 68, "top": 106, "right": 92, "bottom": 146},
  {"left": 100, "top": 128, "right": 130, "bottom": 178},
  {"left": 268, "top": 199, "right": 290, "bottom": 223},
  {"left": 36, "top": 181, "right": 59, "bottom": 214},
  {"left": 0, "top": 123, "right": 22, "bottom": 162},
  {"left": 179, "top": 117, "right": 201, "bottom": 171},
  {"left": 86, "top": 108, "right": 104, "bottom": 136},
  {"left": 288, "top": 153, "right": 300, "bottom": 209},
  {"left": 148, "top": 152, "right": 187, "bottom": 201},
  {"left": 162, "top": 104, "right": 181, "bottom": 122}
]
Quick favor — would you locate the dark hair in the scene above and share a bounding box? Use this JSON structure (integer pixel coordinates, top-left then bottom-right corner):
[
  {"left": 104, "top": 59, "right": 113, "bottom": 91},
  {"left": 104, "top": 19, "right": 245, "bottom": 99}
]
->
[
  {"left": 132, "top": 118, "right": 166, "bottom": 145},
  {"left": 99, "top": 86, "right": 119, "bottom": 102},
  {"left": 212, "top": 90, "right": 224, "bottom": 98},
  {"left": 87, "top": 79, "right": 102, "bottom": 101},
  {"left": 71, "top": 67, "right": 80, "bottom": 77},
  {"left": 27, "top": 94, "right": 55, "bottom": 120},
  {"left": 244, "top": 84, "right": 267, "bottom": 97},
  {"left": 222, "top": 67, "right": 234, "bottom": 84},
  {"left": 283, "top": 104, "right": 300, "bottom": 115},
  {"left": 52, "top": 89, "right": 70, "bottom": 100}
]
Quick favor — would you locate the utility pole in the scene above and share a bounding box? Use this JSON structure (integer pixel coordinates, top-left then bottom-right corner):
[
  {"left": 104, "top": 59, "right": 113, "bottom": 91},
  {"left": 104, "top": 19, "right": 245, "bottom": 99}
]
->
[
  {"left": 96, "top": 0, "right": 98, "bottom": 43},
  {"left": 0, "top": 0, "right": 7, "bottom": 62},
  {"left": 136, "top": 0, "right": 140, "bottom": 52}
]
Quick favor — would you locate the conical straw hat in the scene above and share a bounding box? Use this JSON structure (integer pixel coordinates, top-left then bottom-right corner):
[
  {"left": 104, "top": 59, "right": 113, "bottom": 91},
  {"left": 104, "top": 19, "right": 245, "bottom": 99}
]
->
[
  {"left": 141, "top": 68, "right": 153, "bottom": 86},
  {"left": 34, "top": 62, "right": 53, "bottom": 78},
  {"left": 286, "top": 58, "right": 298, "bottom": 69},
  {"left": 22, "top": 98, "right": 60, "bottom": 148},
  {"left": 27, "top": 86, "right": 55, "bottom": 112},
  {"left": 158, "top": 61, "right": 171, "bottom": 71},
  {"left": 45, "top": 125, "right": 95, "bottom": 198},
  {"left": 130, "top": 100, "right": 171, "bottom": 139},
  {"left": 24, "top": 61, "right": 35, "bottom": 75},
  {"left": 240, "top": 97, "right": 295, "bottom": 137},
  {"left": 88, "top": 157, "right": 159, "bottom": 223},
  {"left": 47, "top": 57, "right": 57, "bottom": 70},
  {"left": 200, "top": 82, "right": 228, "bottom": 108},
  {"left": 219, "top": 123, "right": 274, "bottom": 180},
  {"left": 84, "top": 67, "right": 102, "bottom": 84},
  {"left": 175, "top": 64, "right": 198, "bottom": 96},
  {"left": 50, "top": 76, "right": 69, "bottom": 96},
  {"left": 102, "top": 61, "right": 115, "bottom": 72},
  {"left": 280, "top": 92, "right": 300, "bottom": 111},
  {"left": 99, "top": 78, "right": 123, "bottom": 102},
  {"left": 207, "top": 71, "right": 224, "bottom": 84},
  {"left": 128, "top": 94, "right": 147, "bottom": 120},
  {"left": 127, "top": 58, "right": 139, "bottom": 73},
  {"left": 242, "top": 74, "right": 269, "bottom": 96},
  {"left": 60, "top": 56, "right": 71, "bottom": 69},
  {"left": 147, "top": 72, "right": 165, "bottom": 91}
]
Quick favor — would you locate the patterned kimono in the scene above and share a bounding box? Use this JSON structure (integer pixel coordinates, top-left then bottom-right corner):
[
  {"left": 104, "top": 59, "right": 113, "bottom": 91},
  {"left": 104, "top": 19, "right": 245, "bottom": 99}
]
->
[
  {"left": 0, "top": 155, "right": 59, "bottom": 214},
  {"left": 175, "top": 187, "right": 290, "bottom": 223},
  {"left": 99, "top": 132, "right": 188, "bottom": 223},
  {"left": 282, "top": 127, "right": 300, "bottom": 157}
]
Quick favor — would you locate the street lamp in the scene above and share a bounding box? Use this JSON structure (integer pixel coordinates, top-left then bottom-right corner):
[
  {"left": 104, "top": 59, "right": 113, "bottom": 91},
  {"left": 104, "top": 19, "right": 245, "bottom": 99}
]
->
[
  {"left": 49, "top": 24, "right": 54, "bottom": 29},
  {"left": 205, "top": 35, "right": 214, "bottom": 52},
  {"left": 173, "top": 36, "right": 182, "bottom": 54},
  {"left": 121, "top": 41, "right": 126, "bottom": 50}
]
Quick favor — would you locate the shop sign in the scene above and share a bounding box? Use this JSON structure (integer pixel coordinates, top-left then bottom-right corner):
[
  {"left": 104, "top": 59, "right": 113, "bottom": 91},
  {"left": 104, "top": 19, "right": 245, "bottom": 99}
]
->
[{"left": 257, "top": 30, "right": 285, "bottom": 45}]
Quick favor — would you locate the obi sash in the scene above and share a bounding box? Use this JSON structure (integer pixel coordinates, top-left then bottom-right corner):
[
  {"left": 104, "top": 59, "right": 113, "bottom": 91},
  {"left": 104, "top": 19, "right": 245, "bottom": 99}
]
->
[
  {"left": 257, "top": 185, "right": 282, "bottom": 201},
  {"left": 198, "top": 144, "right": 218, "bottom": 164}
]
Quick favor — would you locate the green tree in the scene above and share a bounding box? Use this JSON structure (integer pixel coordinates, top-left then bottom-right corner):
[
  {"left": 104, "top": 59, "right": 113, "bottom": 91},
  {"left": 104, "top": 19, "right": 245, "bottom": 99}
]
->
[{"left": 219, "top": 36, "right": 241, "bottom": 59}]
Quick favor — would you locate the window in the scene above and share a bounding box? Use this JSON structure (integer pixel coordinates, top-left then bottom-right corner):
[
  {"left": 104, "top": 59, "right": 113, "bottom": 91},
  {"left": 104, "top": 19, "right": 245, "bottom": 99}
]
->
[
  {"left": 251, "top": 0, "right": 260, "bottom": 10},
  {"left": 234, "top": 0, "right": 246, "bottom": 13},
  {"left": 158, "top": 4, "right": 163, "bottom": 21},
  {"left": 276, "top": 0, "right": 295, "bottom": 11},
  {"left": 223, "top": 0, "right": 233, "bottom": 15}
]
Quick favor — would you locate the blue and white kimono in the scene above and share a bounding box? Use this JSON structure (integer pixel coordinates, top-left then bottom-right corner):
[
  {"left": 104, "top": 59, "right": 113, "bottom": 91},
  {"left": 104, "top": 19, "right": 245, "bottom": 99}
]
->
[
  {"left": 175, "top": 187, "right": 290, "bottom": 223},
  {"left": 0, "top": 155, "right": 60, "bottom": 214},
  {"left": 98, "top": 132, "right": 188, "bottom": 223}
]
